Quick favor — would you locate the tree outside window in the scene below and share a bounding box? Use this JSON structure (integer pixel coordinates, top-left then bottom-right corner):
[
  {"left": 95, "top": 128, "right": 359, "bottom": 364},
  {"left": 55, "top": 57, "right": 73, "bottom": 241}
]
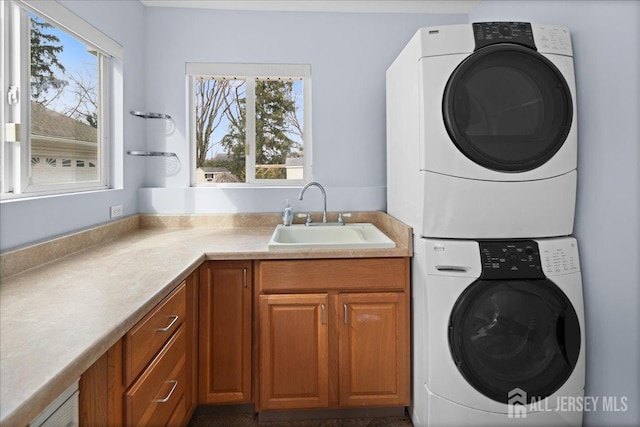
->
[{"left": 193, "top": 69, "right": 307, "bottom": 184}]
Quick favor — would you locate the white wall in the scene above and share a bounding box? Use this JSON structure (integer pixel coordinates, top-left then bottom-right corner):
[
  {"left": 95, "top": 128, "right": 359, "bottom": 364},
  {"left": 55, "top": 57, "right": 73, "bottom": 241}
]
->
[
  {"left": 0, "top": 0, "right": 147, "bottom": 251},
  {"left": 137, "top": 8, "right": 466, "bottom": 214},
  {"left": 469, "top": 2, "right": 640, "bottom": 426}
]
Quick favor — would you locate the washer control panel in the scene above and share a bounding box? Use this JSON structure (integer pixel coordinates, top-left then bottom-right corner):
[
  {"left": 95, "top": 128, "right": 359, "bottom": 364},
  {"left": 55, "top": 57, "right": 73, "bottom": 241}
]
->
[
  {"left": 479, "top": 240, "right": 545, "bottom": 279},
  {"left": 473, "top": 22, "right": 536, "bottom": 51}
]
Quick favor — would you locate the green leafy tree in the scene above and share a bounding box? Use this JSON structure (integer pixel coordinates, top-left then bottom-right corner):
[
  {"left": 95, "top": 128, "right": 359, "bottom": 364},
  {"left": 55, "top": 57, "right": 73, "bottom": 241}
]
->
[
  {"left": 256, "top": 80, "right": 297, "bottom": 179},
  {"left": 30, "top": 16, "right": 67, "bottom": 104},
  {"left": 220, "top": 86, "right": 247, "bottom": 180}
]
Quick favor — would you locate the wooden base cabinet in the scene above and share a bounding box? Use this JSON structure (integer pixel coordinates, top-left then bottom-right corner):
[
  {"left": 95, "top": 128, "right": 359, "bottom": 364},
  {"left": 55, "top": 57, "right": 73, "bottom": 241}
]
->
[
  {"left": 79, "top": 256, "right": 409, "bottom": 422},
  {"left": 79, "top": 272, "right": 198, "bottom": 427},
  {"left": 255, "top": 258, "right": 410, "bottom": 411},
  {"left": 198, "top": 261, "right": 252, "bottom": 404}
]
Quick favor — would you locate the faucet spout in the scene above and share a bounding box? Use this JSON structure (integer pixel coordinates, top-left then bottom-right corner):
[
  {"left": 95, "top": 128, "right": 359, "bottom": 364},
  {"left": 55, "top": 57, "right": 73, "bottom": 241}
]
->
[{"left": 298, "top": 181, "right": 327, "bottom": 224}]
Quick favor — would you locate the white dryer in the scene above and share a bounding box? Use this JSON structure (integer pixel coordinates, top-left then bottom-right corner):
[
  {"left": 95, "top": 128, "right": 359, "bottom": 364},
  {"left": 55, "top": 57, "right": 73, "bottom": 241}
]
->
[
  {"left": 387, "top": 23, "right": 577, "bottom": 238},
  {"left": 411, "top": 236, "right": 585, "bottom": 426}
]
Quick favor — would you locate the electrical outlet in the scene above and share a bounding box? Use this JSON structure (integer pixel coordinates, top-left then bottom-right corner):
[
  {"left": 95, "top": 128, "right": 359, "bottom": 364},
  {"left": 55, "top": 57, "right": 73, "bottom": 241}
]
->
[{"left": 110, "top": 205, "right": 123, "bottom": 219}]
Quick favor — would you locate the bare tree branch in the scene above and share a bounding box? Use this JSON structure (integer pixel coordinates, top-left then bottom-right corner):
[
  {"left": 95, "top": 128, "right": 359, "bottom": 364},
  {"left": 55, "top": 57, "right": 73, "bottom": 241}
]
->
[{"left": 195, "top": 78, "right": 237, "bottom": 166}]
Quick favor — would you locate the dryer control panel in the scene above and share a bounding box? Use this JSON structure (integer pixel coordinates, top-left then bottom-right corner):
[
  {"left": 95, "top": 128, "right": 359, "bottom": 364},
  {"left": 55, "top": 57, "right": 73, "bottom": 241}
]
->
[
  {"left": 473, "top": 22, "right": 536, "bottom": 51},
  {"left": 479, "top": 240, "right": 545, "bottom": 279}
]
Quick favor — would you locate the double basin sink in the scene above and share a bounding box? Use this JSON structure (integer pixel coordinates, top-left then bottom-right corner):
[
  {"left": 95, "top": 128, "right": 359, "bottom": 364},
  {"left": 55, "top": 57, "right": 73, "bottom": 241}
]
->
[{"left": 268, "top": 223, "right": 396, "bottom": 250}]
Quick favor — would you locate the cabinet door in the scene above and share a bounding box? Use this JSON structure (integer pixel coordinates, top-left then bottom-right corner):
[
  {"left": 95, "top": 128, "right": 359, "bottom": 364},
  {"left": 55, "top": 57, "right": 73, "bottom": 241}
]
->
[
  {"left": 259, "top": 294, "right": 329, "bottom": 410},
  {"left": 338, "top": 293, "right": 409, "bottom": 407},
  {"left": 199, "top": 261, "right": 252, "bottom": 403}
]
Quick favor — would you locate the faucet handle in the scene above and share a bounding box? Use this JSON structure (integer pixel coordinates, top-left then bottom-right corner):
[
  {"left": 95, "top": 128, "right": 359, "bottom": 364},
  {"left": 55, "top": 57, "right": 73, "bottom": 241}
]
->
[
  {"left": 297, "top": 212, "right": 313, "bottom": 225},
  {"left": 337, "top": 212, "right": 352, "bottom": 224}
]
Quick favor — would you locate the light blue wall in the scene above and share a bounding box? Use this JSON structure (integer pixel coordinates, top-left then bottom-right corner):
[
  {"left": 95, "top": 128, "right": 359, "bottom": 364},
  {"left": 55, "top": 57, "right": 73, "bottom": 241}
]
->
[
  {"left": 1, "top": 6, "right": 467, "bottom": 249},
  {"left": 137, "top": 8, "right": 467, "bottom": 214},
  {"left": 469, "top": 2, "right": 640, "bottom": 426},
  {"left": 1, "top": 6, "right": 638, "bottom": 426},
  {"left": 0, "top": 0, "right": 147, "bottom": 251}
]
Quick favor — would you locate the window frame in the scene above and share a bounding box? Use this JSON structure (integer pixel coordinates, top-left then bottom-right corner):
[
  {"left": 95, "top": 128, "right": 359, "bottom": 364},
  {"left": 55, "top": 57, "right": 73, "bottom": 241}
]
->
[
  {"left": 1, "top": 0, "right": 122, "bottom": 200},
  {"left": 187, "top": 62, "right": 312, "bottom": 187}
]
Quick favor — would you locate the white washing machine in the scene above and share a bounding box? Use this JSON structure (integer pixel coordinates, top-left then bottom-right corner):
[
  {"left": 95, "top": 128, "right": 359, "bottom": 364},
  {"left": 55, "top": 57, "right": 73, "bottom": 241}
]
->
[
  {"left": 387, "top": 23, "right": 578, "bottom": 238},
  {"left": 411, "top": 236, "right": 585, "bottom": 426}
]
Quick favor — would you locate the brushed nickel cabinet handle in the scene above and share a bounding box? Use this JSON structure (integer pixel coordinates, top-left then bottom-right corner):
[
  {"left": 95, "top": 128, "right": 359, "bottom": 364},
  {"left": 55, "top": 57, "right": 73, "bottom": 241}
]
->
[
  {"left": 321, "top": 304, "right": 326, "bottom": 325},
  {"left": 243, "top": 267, "right": 248, "bottom": 288},
  {"left": 157, "top": 315, "right": 178, "bottom": 332},
  {"left": 154, "top": 380, "right": 178, "bottom": 403},
  {"left": 343, "top": 304, "right": 348, "bottom": 325}
]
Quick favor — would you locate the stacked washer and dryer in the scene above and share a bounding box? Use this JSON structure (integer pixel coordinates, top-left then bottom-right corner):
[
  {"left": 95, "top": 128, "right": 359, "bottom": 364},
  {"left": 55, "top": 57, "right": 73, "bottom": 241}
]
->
[{"left": 386, "top": 23, "right": 585, "bottom": 426}]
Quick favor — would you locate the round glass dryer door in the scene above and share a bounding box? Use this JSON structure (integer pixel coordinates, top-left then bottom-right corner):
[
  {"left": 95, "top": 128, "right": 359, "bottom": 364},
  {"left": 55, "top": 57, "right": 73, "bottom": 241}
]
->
[
  {"left": 448, "top": 279, "right": 580, "bottom": 404},
  {"left": 443, "top": 44, "right": 573, "bottom": 172}
]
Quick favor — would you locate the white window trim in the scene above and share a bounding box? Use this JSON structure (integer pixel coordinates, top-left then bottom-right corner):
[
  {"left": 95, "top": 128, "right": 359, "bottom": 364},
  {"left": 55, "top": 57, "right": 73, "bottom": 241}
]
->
[
  {"left": 186, "top": 62, "right": 312, "bottom": 187},
  {"left": 0, "top": 3, "right": 4, "bottom": 194},
  {"left": 1, "top": 0, "right": 123, "bottom": 200},
  {"left": 14, "top": 0, "right": 123, "bottom": 60}
]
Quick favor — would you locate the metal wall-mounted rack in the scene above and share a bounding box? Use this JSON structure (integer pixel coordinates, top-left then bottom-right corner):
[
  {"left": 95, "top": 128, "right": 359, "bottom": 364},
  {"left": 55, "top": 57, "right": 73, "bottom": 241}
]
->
[{"left": 128, "top": 110, "right": 175, "bottom": 157}]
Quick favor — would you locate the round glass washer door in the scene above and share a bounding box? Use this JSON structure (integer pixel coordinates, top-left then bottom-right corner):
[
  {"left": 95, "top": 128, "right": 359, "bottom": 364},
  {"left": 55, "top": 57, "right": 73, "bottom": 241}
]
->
[
  {"left": 443, "top": 44, "right": 573, "bottom": 172},
  {"left": 448, "top": 279, "right": 581, "bottom": 404}
]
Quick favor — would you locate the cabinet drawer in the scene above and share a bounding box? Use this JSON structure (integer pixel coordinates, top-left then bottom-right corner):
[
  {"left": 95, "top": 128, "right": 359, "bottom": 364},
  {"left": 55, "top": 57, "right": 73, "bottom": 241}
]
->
[
  {"left": 166, "top": 395, "right": 186, "bottom": 427},
  {"left": 125, "top": 325, "right": 186, "bottom": 427},
  {"left": 124, "top": 282, "right": 186, "bottom": 385},
  {"left": 257, "top": 258, "right": 408, "bottom": 293}
]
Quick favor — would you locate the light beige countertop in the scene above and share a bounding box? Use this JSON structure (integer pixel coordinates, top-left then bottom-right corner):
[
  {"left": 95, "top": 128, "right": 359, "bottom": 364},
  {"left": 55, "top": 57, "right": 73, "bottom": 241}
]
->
[{"left": 0, "top": 212, "right": 411, "bottom": 426}]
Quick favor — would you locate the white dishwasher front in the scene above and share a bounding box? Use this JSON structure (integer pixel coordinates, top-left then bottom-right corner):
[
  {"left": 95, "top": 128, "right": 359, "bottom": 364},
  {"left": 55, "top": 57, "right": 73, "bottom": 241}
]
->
[{"left": 30, "top": 380, "right": 79, "bottom": 427}]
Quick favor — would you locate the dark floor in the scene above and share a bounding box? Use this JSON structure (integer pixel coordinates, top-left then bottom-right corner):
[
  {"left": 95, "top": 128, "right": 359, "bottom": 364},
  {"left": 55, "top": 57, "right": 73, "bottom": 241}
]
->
[{"left": 188, "top": 411, "right": 413, "bottom": 427}]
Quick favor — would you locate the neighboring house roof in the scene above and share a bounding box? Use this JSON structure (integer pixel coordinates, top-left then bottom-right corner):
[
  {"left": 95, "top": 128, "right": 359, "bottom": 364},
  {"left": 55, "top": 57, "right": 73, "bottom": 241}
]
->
[
  {"left": 31, "top": 102, "right": 97, "bottom": 143},
  {"left": 29, "top": 102, "right": 98, "bottom": 160},
  {"left": 200, "top": 166, "right": 229, "bottom": 173},
  {"left": 286, "top": 157, "right": 303, "bottom": 167}
]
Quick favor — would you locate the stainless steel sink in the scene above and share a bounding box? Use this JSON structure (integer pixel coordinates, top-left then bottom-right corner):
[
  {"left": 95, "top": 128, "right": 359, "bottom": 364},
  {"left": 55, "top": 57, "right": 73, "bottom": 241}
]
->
[{"left": 267, "top": 223, "right": 396, "bottom": 250}]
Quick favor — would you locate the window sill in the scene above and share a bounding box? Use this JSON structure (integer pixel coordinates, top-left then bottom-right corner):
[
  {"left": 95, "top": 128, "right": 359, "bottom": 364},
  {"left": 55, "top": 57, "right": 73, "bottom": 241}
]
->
[
  {"left": 192, "top": 181, "right": 307, "bottom": 189},
  {"left": 0, "top": 186, "right": 114, "bottom": 204}
]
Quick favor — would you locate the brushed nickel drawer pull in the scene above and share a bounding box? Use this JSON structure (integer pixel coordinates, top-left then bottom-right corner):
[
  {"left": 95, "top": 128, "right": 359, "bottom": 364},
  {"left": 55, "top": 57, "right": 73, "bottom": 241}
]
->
[
  {"left": 155, "top": 380, "right": 178, "bottom": 403},
  {"left": 157, "top": 315, "right": 179, "bottom": 332},
  {"left": 321, "top": 303, "right": 326, "bottom": 325},
  {"left": 343, "top": 304, "right": 348, "bottom": 325},
  {"left": 243, "top": 267, "right": 248, "bottom": 288}
]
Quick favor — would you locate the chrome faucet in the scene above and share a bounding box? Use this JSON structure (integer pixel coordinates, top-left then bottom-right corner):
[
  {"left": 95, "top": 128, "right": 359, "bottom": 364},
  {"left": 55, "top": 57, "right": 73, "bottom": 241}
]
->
[{"left": 298, "top": 181, "right": 328, "bottom": 224}]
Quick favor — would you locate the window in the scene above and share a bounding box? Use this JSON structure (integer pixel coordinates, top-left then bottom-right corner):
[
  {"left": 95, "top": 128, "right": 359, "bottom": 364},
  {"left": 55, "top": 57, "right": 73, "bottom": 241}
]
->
[
  {"left": 187, "top": 63, "right": 311, "bottom": 185},
  {"left": 1, "top": 0, "right": 122, "bottom": 198}
]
